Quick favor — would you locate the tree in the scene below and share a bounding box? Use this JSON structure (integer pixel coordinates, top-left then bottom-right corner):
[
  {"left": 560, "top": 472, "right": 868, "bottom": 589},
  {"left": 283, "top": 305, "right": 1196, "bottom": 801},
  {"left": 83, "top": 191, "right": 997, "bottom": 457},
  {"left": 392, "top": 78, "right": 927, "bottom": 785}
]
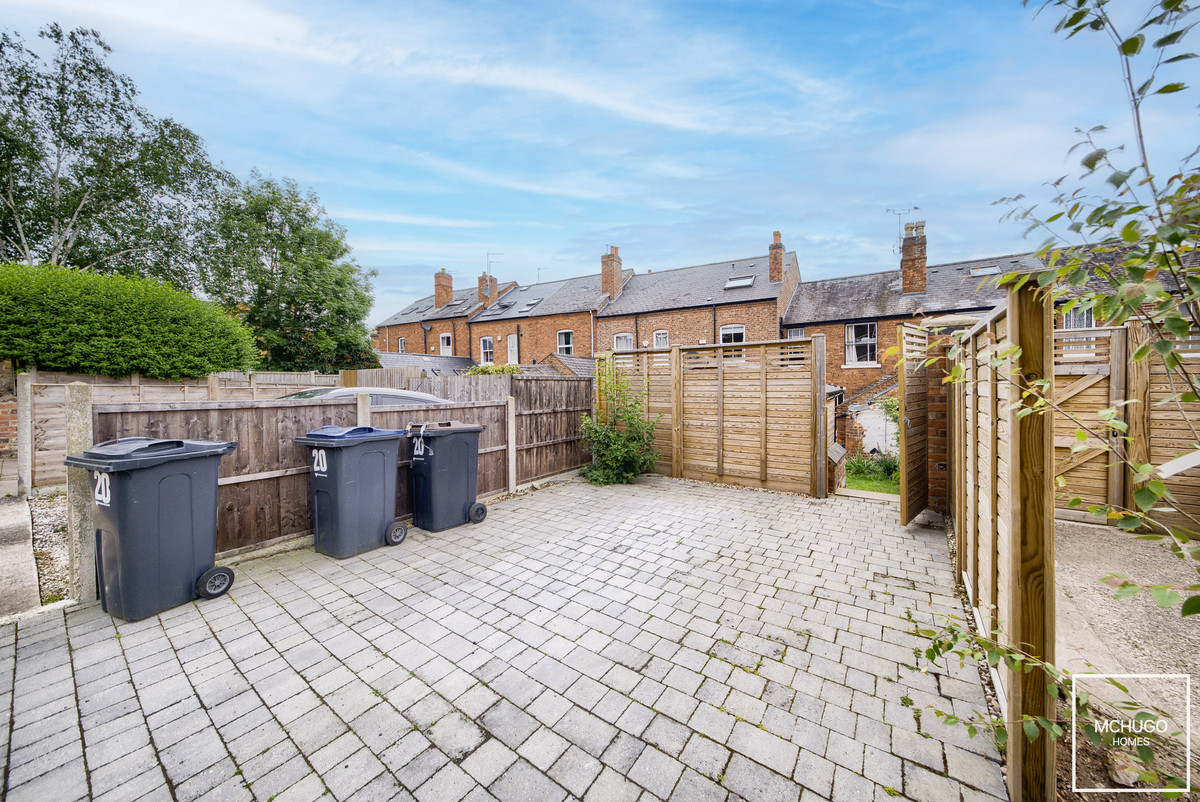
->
[
  {"left": 0, "top": 24, "right": 230, "bottom": 288},
  {"left": 0, "top": 263, "right": 257, "bottom": 378},
  {"left": 211, "top": 173, "right": 380, "bottom": 372}
]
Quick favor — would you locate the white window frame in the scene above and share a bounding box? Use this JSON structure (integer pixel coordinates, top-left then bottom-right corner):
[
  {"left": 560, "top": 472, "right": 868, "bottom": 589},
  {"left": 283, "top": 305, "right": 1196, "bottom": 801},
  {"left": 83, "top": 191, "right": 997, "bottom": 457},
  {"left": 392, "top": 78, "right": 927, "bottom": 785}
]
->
[
  {"left": 844, "top": 322, "right": 878, "bottom": 367},
  {"left": 786, "top": 328, "right": 804, "bottom": 340},
  {"left": 396, "top": 337, "right": 405, "bottom": 353},
  {"left": 557, "top": 330, "right": 573, "bottom": 355},
  {"left": 1062, "top": 306, "right": 1094, "bottom": 330},
  {"left": 439, "top": 332, "right": 452, "bottom": 356},
  {"left": 653, "top": 330, "right": 669, "bottom": 349},
  {"left": 480, "top": 336, "right": 494, "bottom": 364},
  {"left": 720, "top": 324, "right": 745, "bottom": 345},
  {"left": 613, "top": 333, "right": 634, "bottom": 351}
]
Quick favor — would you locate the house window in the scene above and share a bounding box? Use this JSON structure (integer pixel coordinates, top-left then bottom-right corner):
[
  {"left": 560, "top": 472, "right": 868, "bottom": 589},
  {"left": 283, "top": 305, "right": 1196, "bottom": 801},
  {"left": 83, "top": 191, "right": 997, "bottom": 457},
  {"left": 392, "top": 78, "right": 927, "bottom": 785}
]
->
[
  {"left": 614, "top": 333, "right": 634, "bottom": 351},
  {"left": 786, "top": 328, "right": 804, "bottom": 340},
  {"left": 720, "top": 325, "right": 745, "bottom": 344},
  {"left": 481, "top": 337, "right": 494, "bottom": 364},
  {"left": 396, "top": 338, "right": 405, "bottom": 353},
  {"left": 1063, "top": 306, "right": 1094, "bottom": 330},
  {"left": 845, "top": 323, "right": 878, "bottom": 365},
  {"left": 440, "top": 332, "right": 452, "bottom": 356},
  {"left": 557, "top": 330, "right": 573, "bottom": 355},
  {"left": 654, "top": 330, "right": 669, "bottom": 349}
]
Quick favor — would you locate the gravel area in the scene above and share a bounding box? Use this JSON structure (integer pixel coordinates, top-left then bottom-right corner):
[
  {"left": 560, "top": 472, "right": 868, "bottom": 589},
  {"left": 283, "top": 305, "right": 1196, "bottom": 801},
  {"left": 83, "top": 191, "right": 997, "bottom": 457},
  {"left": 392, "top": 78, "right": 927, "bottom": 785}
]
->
[{"left": 29, "top": 493, "right": 69, "bottom": 603}]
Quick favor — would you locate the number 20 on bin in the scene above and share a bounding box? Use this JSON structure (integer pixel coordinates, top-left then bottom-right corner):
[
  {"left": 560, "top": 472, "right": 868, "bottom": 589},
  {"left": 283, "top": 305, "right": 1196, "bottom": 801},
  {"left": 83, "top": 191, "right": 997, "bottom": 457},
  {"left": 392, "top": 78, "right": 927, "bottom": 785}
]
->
[
  {"left": 94, "top": 473, "right": 111, "bottom": 506},
  {"left": 312, "top": 449, "right": 328, "bottom": 476}
]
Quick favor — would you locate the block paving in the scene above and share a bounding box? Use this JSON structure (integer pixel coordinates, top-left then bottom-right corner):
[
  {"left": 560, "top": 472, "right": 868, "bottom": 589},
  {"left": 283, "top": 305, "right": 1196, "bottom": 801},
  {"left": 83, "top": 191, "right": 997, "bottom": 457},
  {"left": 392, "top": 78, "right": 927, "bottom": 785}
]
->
[{"left": 0, "top": 475, "right": 1007, "bottom": 801}]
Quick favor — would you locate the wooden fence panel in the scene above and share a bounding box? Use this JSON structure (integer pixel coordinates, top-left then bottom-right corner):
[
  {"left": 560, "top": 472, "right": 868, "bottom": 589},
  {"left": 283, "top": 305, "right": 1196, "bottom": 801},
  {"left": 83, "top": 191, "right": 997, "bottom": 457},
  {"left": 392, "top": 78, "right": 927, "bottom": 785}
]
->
[
  {"left": 898, "top": 323, "right": 928, "bottom": 524},
  {"left": 605, "top": 338, "right": 825, "bottom": 496},
  {"left": 92, "top": 398, "right": 357, "bottom": 553},
  {"left": 1147, "top": 331, "right": 1200, "bottom": 529},
  {"left": 510, "top": 377, "right": 593, "bottom": 482}
]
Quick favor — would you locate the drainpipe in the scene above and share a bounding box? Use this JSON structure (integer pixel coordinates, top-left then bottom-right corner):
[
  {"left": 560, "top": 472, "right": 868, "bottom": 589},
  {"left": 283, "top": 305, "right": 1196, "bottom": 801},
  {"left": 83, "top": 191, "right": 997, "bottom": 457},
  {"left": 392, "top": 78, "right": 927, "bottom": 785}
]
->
[
  {"left": 590, "top": 311, "right": 595, "bottom": 356},
  {"left": 634, "top": 313, "right": 640, "bottom": 348},
  {"left": 711, "top": 307, "right": 717, "bottom": 344},
  {"left": 516, "top": 324, "right": 521, "bottom": 364}
]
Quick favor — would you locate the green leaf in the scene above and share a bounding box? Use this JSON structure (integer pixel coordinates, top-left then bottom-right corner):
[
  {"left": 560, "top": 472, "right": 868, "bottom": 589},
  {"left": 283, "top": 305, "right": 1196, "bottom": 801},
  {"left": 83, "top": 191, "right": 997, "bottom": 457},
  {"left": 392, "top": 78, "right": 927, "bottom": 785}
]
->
[
  {"left": 1119, "top": 515, "right": 1142, "bottom": 531},
  {"left": 1114, "top": 583, "right": 1142, "bottom": 600},
  {"left": 1080, "top": 148, "right": 1107, "bottom": 171},
  {"left": 1152, "top": 586, "right": 1181, "bottom": 608},
  {"left": 1121, "top": 34, "right": 1146, "bottom": 55},
  {"left": 1135, "top": 487, "right": 1159, "bottom": 511},
  {"left": 1137, "top": 744, "right": 1155, "bottom": 765},
  {"left": 1154, "top": 339, "right": 1175, "bottom": 356},
  {"left": 1155, "top": 81, "right": 1187, "bottom": 94},
  {"left": 1022, "top": 718, "right": 1039, "bottom": 743},
  {"left": 1163, "top": 52, "right": 1198, "bottom": 63},
  {"left": 1076, "top": 429, "right": 1089, "bottom": 442},
  {"left": 1153, "top": 29, "right": 1186, "bottom": 48},
  {"left": 1180, "top": 595, "right": 1200, "bottom": 616}
]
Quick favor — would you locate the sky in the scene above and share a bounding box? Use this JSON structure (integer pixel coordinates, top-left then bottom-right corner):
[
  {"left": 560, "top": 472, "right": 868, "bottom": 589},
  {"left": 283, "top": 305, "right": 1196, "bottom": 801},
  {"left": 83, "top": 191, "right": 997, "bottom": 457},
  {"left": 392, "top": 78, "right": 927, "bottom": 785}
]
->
[{"left": 5, "top": 0, "right": 1197, "bottom": 324}]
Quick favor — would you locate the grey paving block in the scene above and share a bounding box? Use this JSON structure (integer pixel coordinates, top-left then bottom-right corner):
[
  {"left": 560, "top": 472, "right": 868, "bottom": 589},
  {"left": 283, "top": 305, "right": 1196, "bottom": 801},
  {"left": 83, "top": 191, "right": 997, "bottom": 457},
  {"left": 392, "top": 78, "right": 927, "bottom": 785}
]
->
[
  {"left": 397, "top": 747, "right": 452, "bottom": 790},
  {"left": 415, "top": 761, "right": 477, "bottom": 802},
  {"left": 728, "top": 721, "right": 798, "bottom": 776},
  {"left": 583, "top": 766, "right": 642, "bottom": 802},
  {"left": 490, "top": 758, "right": 567, "bottom": 802},
  {"left": 720, "top": 753, "right": 800, "bottom": 802},
  {"left": 517, "top": 726, "right": 572, "bottom": 771},
  {"left": 680, "top": 734, "right": 731, "bottom": 781},
  {"left": 890, "top": 727, "right": 944, "bottom": 772},
  {"left": 429, "top": 712, "right": 488, "bottom": 760},
  {"left": 626, "top": 745, "right": 685, "bottom": 799},
  {"left": 548, "top": 744, "right": 603, "bottom": 797},
  {"left": 553, "top": 705, "right": 618, "bottom": 758},
  {"left": 642, "top": 714, "right": 691, "bottom": 758},
  {"left": 670, "top": 767, "right": 729, "bottom": 802},
  {"left": 480, "top": 699, "right": 540, "bottom": 749}
]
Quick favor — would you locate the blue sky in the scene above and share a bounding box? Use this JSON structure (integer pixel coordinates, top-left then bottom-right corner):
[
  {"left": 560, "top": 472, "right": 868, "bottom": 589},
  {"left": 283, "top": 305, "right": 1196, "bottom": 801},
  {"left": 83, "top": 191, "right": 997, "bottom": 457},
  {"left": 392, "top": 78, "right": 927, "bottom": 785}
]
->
[{"left": 5, "top": 0, "right": 1197, "bottom": 324}]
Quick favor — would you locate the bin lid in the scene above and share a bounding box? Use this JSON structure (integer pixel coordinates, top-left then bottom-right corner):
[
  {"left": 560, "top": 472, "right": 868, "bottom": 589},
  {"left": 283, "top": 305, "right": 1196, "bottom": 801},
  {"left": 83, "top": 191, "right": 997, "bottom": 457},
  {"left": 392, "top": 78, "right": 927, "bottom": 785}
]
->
[
  {"left": 404, "top": 420, "right": 485, "bottom": 438},
  {"left": 64, "top": 437, "right": 238, "bottom": 472},
  {"left": 296, "top": 425, "right": 405, "bottom": 447}
]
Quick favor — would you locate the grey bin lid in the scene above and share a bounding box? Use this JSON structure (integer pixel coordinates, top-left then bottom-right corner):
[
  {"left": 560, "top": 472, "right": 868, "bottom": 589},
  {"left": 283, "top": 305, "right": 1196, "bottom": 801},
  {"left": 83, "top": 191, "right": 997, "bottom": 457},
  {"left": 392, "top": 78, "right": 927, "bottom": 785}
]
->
[
  {"left": 405, "top": 420, "right": 484, "bottom": 438},
  {"left": 64, "top": 437, "right": 237, "bottom": 472},
  {"left": 295, "top": 426, "right": 405, "bottom": 448}
]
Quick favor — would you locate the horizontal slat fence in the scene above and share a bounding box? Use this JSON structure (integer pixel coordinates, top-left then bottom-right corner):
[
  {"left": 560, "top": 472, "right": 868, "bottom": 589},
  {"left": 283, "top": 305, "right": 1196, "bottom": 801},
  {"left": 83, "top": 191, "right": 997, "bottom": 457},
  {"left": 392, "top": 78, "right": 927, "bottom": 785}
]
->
[
  {"left": 606, "top": 338, "right": 826, "bottom": 497},
  {"left": 1144, "top": 330, "right": 1200, "bottom": 530}
]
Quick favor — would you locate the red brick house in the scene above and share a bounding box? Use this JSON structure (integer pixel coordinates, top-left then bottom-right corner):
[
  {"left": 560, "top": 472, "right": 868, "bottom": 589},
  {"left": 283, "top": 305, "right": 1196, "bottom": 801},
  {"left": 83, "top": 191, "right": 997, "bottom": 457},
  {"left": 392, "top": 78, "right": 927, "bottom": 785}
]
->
[
  {"left": 781, "top": 222, "right": 1036, "bottom": 399},
  {"left": 375, "top": 270, "right": 517, "bottom": 357}
]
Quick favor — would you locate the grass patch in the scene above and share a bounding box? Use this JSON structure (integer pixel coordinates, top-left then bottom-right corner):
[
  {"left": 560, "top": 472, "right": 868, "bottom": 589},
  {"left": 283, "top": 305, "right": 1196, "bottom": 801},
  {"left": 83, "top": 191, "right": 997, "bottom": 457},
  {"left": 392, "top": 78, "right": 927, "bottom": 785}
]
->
[{"left": 846, "top": 474, "right": 900, "bottom": 495}]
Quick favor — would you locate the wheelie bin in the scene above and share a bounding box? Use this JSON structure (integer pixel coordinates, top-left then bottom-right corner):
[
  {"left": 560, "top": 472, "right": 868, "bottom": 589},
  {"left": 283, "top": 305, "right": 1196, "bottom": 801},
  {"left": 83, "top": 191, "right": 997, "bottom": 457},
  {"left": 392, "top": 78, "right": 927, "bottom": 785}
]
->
[
  {"left": 407, "top": 421, "right": 486, "bottom": 532},
  {"left": 63, "top": 437, "right": 238, "bottom": 621},
  {"left": 295, "top": 426, "right": 407, "bottom": 558}
]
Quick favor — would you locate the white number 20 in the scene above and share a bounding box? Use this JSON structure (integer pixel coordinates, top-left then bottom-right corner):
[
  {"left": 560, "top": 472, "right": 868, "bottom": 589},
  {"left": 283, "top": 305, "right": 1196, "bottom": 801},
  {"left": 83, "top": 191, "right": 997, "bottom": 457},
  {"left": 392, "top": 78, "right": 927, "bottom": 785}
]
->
[{"left": 312, "top": 449, "right": 328, "bottom": 473}]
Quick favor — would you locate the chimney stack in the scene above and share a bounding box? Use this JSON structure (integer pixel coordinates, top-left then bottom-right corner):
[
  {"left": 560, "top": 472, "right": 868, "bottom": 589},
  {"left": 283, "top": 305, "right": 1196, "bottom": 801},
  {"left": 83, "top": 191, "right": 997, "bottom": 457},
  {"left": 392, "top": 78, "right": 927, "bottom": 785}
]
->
[
  {"left": 601, "top": 246, "right": 622, "bottom": 300},
  {"left": 434, "top": 268, "right": 453, "bottom": 308},
  {"left": 901, "top": 221, "right": 927, "bottom": 294},
  {"left": 768, "top": 231, "right": 784, "bottom": 282},
  {"left": 478, "top": 272, "right": 499, "bottom": 306}
]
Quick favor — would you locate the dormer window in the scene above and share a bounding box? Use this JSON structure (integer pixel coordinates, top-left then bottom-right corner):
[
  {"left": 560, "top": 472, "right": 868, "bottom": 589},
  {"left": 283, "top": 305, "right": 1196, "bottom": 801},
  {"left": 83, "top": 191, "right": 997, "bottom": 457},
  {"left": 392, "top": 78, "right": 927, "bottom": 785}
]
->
[{"left": 725, "top": 276, "right": 754, "bottom": 290}]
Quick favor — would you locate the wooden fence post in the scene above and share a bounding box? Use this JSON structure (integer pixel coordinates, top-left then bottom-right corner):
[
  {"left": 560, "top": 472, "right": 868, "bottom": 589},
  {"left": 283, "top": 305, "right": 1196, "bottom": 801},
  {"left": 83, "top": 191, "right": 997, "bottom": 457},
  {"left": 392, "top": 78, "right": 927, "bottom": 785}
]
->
[
  {"left": 356, "top": 393, "right": 371, "bottom": 427},
  {"left": 207, "top": 374, "right": 220, "bottom": 401},
  {"left": 507, "top": 395, "right": 518, "bottom": 493},
  {"left": 340, "top": 369, "right": 358, "bottom": 388},
  {"left": 810, "top": 334, "right": 827, "bottom": 498},
  {"left": 1125, "top": 321, "right": 1151, "bottom": 504},
  {"left": 1007, "top": 282, "right": 1055, "bottom": 802},
  {"left": 671, "top": 346, "right": 682, "bottom": 478},
  {"left": 65, "top": 382, "right": 97, "bottom": 603},
  {"left": 16, "top": 372, "right": 31, "bottom": 497}
]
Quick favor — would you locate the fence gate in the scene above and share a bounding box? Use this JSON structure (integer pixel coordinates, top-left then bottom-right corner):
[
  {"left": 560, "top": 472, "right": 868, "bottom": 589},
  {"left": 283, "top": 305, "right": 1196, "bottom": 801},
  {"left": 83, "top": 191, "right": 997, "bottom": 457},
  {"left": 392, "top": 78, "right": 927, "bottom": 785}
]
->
[
  {"left": 898, "top": 323, "right": 928, "bottom": 524},
  {"left": 1052, "top": 327, "right": 1126, "bottom": 521}
]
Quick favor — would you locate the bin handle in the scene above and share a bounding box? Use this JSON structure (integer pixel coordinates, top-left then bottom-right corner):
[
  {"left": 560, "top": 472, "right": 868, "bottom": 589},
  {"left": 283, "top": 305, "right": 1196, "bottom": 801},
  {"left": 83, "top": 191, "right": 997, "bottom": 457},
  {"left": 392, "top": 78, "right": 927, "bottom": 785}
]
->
[{"left": 130, "top": 440, "right": 185, "bottom": 454}]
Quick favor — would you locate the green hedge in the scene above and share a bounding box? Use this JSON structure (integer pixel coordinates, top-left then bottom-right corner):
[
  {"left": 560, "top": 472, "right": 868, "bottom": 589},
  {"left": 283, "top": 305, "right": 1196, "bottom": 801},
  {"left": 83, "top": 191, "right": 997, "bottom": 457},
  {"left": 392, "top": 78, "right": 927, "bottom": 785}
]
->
[{"left": 0, "top": 263, "right": 257, "bottom": 378}]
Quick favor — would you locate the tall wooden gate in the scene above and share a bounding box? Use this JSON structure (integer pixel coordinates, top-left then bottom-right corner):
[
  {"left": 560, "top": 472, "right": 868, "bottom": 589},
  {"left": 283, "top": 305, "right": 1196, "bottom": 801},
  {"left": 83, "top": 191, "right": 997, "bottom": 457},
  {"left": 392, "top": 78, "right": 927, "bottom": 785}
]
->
[
  {"left": 1052, "top": 327, "right": 1126, "bottom": 521},
  {"left": 898, "top": 323, "right": 928, "bottom": 524}
]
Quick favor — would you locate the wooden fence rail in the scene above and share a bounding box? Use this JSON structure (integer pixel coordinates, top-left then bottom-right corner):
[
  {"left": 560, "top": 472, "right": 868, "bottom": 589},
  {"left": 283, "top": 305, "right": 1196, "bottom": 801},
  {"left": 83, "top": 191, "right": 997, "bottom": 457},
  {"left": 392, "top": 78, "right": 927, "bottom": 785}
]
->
[{"left": 604, "top": 337, "right": 827, "bottom": 497}]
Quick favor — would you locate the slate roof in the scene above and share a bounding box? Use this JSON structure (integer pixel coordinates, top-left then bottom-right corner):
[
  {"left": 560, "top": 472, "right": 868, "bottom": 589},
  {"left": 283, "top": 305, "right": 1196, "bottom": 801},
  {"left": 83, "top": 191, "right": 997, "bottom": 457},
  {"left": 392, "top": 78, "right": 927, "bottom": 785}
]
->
[
  {"left": 373, "top": 351, "right": 476, "bottom": 374},
  {"left": 377, "top": 283, "right": 517, "bottom": 327},
  {"left": 598, "top": 252, "right": 797, "bottom": 318},
  {"left": 544, "top": 353, "right": 597, "bottom": 377},
  {"left": 783, "top": 253, "right": 1040, "bottom": 326},
  {"left": 469, "top": 270, "right": 632, "bottom": 322}
]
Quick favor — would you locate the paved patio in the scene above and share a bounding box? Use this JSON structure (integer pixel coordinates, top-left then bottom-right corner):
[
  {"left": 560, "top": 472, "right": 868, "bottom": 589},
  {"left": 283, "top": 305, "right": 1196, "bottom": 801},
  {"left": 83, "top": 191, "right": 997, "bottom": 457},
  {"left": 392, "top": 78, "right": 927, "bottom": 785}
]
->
[{"left": 0, "top": 474, "right": 1007, "bottom": 802}]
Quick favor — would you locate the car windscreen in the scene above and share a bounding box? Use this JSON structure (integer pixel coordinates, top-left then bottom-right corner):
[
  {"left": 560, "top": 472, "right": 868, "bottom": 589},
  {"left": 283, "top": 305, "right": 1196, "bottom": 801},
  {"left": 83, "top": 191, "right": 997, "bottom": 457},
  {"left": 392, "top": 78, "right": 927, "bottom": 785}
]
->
[{"left": 279, "top": 389, "right": 334, "bottom": 399}]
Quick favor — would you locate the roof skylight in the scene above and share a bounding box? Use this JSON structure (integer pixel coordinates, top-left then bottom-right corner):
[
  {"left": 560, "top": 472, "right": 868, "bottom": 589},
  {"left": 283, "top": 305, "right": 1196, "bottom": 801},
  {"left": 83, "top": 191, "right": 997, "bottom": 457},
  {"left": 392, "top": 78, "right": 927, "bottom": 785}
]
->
[
  {"left": 725, "top": 276, "right": 755, "bottom": 290},
  {"left": 970, "top": 264, "right": 1001, "bottom": 276}
]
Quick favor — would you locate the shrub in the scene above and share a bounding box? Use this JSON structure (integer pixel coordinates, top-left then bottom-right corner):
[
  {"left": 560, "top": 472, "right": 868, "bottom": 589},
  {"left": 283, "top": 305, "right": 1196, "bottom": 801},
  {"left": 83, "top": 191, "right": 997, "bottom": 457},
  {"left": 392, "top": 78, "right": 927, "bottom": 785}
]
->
[
  {"left": 0, "top": 263, "right": 257, "bottom": 378},
  {"left": 846, "top": 451, "right": 901, "bottom": 481},
  {"left": 464, "top": 364, "right": 520, "bottom": 375},
  {"left": 580, "top": 355, "right": 659, "bottom": 484}
]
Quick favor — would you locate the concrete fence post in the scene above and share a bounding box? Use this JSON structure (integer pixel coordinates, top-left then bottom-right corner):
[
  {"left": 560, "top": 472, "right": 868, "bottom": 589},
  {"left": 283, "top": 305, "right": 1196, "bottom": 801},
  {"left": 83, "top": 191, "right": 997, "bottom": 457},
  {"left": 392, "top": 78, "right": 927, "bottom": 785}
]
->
[
  {"left": 16, "top": 372, "right": 31, "bottom": 497},
  {"left": 207, "top": 374, "right": 220, "bottom": 401},
  {"left": 65, "top": 382, "right": 97, "bottom": 602},
  {"left": 506, "top": 395, "right": 517, "bottom": 493},
  {"left": 356, "top": 393, "right": 371, "bottom": 427}
]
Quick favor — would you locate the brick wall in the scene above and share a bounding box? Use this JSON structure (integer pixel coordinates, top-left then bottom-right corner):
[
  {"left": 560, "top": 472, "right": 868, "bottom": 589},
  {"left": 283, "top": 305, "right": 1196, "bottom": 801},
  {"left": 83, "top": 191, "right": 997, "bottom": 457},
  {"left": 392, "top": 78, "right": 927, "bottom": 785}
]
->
[
  {"left": 376, "top": 316, "right": 474, "bottom": 357},
  {"left": 776, "top": 255, "right": 801, "bottom": 325},
  {"left": 800, "top": 318, "right": 903, "bottom": 397},
  {"left": 596, "top": 300, "right": 780, "bottom": 351},
  {"left": 469, "top": 311, "right": 596, "bottom": 364},
  {"left": 925, "top": 337, "right": 953, "bottom": 516}
]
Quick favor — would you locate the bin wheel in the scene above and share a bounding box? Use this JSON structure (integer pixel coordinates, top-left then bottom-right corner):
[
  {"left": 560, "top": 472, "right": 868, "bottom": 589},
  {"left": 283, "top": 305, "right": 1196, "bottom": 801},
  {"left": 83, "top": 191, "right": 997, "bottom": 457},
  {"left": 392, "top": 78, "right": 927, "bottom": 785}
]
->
[
  {"left": 385, "top": 522, "right": 408, "bottom": 546},
  {"left": 468, "top": 503, "right": 487, "bottom": 524},
  {"left": 196, "top": 567, "right": 234, "bottom": 599}
]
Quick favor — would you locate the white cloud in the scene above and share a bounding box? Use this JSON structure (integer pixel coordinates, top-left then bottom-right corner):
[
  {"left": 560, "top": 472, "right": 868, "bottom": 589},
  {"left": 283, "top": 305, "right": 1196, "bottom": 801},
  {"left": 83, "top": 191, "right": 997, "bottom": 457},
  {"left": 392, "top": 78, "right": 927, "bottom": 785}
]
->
[{"left": 331, "top": 208, "right": 495, "bottom": 228}]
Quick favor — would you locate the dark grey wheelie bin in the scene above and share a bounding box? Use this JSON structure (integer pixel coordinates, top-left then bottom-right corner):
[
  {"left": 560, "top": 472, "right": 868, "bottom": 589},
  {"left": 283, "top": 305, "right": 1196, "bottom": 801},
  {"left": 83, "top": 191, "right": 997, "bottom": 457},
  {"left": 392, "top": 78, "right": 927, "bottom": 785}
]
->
[
  {"left": 63, "top": 437, "right": 238, "bottom": 622},
  {"left": 295, "top": 426, "right": 407, "bottom": 558},
  {"left": 407, "top": 421, "right": 487, "bottom": 532}
]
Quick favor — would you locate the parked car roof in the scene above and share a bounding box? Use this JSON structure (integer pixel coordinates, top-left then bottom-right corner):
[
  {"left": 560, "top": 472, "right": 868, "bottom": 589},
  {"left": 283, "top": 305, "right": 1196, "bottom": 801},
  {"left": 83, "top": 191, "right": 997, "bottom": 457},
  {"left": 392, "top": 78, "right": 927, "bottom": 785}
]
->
[{"left": 276, "top": 387, "right": 449, "bottom": 405}]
